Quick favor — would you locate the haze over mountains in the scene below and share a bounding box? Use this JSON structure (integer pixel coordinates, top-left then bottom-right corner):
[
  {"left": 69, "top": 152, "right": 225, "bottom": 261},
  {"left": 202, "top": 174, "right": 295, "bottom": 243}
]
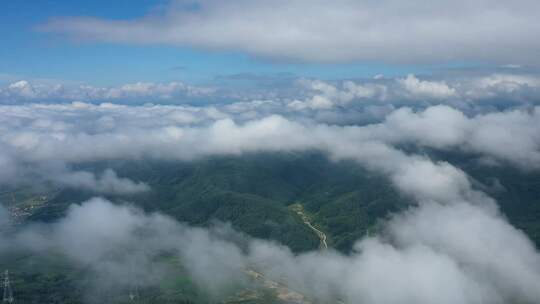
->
[{"left": 1, "top": 1, "right": 540, "bottom": 303}]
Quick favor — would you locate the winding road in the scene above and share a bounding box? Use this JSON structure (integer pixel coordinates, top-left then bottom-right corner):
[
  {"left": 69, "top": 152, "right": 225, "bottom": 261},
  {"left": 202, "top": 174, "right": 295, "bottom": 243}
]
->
[{"left": 291, "top": 204, "right": 328, "bottom": 250}]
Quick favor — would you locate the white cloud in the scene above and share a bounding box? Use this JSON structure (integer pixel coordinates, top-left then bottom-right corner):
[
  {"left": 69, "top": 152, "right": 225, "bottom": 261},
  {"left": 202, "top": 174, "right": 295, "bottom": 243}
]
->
[
  {"left": 53, "top": 169, "right": 150, "bottom": 194},
  {"left": 476, "top": 74, "right": 540, "bottom": 90},
  {"left": 388, "top": 202, "right": 540, "bottom": 303},
  {"left": 40, "top": 0, "right": 540, "bottom": 64},
  {"left": 382, "top": 106, "right": 469, "bottom": 148},
  {"left": 284, "top": 73, "right": 540, "bottom": 115},
  {"left": 288, "top": 79, "right": 387, "bottom": 110},
  {"left": 462, "top": 73, "right": 540, "bottom": 100},
  {"left": 398, "top": 74, "right": 458, "bottom": 99}
]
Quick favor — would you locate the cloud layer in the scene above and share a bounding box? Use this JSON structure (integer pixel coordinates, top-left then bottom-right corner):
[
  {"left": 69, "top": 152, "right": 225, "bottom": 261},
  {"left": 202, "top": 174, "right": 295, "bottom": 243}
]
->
[
  {"left": 40, "top": 0, "right": 540, "bottom": 64},
  {"left": 4, "top": 71, "right": 540, "bottom": 115},
  {"left": 1, "top": 101, "right": 539, "bottom": 190}
]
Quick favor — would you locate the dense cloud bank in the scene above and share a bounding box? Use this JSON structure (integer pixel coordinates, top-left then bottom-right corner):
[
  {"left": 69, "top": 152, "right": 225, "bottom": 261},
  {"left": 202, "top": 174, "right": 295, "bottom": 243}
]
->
[
  {"left": 40, "top": 0, "right": 540, "bottom": 64},
  {"left": 0, "top": 101, "right": 539, "bottom": 192}
]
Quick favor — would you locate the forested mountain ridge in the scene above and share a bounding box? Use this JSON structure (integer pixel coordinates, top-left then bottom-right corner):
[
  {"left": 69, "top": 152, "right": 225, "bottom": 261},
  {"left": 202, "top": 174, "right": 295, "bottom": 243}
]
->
[{"left": 15, "top": 151, "right": 540, "bottom": 251}]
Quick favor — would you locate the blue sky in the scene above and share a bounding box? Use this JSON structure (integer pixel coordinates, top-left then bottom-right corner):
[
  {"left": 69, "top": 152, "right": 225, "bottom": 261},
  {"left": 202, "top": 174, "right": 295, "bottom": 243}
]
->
[{"left": 0, "top": 0, "right": 480, "bottom": 87}]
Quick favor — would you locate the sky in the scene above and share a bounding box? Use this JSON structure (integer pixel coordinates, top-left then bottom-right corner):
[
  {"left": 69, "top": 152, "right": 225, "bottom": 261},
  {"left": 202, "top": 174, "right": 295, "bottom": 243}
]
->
[{"left": 0, "top": 0, "right": 493, "bottom": 86}]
